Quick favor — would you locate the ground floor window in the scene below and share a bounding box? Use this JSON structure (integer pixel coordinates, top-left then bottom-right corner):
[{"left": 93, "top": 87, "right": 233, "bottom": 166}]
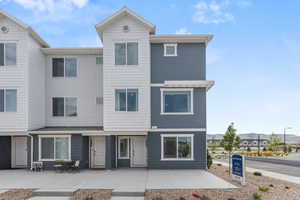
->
[
  {"left": 118, "top": 136, "right": 129, "bottom": 159},
  {"left": 161, "top": 134, "right": 194, "bottom": 160},
  {"left": 39, "top": 135, "right": 71, "bottom": 161}
]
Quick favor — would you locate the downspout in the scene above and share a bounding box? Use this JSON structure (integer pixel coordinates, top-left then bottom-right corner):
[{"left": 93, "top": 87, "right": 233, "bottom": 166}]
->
[{"left": 30, "top": 134, "right": 33, "bottom": 170}]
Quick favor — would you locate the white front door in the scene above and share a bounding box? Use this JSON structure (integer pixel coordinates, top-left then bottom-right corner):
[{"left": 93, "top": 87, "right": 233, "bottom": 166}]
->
[
  {"left": 131, "top": 136, "right": 147, "bottom": 167},
  {"left": 91, "top": 136, "right": 106, "bottom": 168},
  {"left": 13, "top": 137, "right": 27, "bottom": 168}
]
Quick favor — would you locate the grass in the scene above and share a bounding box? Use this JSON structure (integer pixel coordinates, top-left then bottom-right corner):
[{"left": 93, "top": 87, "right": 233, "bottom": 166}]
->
[
  {"left": 252, "top": 192, "right": 262, "bottom": 200},
  {"left": 259, "top": 186, "right": 269, "bottom": 192},
  {"left": 253, "top": 171, "right": 262, "bottom": 176}
]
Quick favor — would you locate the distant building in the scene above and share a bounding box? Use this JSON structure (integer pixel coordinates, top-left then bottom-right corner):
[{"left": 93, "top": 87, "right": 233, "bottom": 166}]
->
[{"left": 207, "top": 138, "right": 269, "bottom": 148}]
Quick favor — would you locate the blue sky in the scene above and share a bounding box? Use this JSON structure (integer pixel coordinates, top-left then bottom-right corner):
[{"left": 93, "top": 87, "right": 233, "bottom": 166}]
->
[{"left": 1, "top": 0, "right": 299, "bottom": 135}]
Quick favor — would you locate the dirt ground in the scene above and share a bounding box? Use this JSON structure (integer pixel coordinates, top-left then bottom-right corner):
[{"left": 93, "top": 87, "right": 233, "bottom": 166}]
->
[
  {"left": 0, "top": 189, "right": 33, "bottom": 200},
  {"left": 146, "top": 164, "right": 300, "bottom": 200},
  {"left": 69, "top": 189, "right": 112, "bottom": 200}
]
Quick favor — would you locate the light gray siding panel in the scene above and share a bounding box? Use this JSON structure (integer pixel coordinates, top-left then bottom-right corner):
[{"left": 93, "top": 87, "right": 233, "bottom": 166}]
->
[
  {"left": 147, "top": 132, "right": 207, "bottom": 169},
  {"left": 151, "top": 88, "right": 206, "bottom": 129},
  {"left": 0, "top": 136, "right": 11, "bottom": 169},
  {"left": 151, "top": 43, "right": 206, "bottom": 83}
]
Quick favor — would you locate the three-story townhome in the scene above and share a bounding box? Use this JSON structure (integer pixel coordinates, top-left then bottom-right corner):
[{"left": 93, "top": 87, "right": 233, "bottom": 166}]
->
[{"left": 0, "top": 7, "right": 214, "bottom": 170}]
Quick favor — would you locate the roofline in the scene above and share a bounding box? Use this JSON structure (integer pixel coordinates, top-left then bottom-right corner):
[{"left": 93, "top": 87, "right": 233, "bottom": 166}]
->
[
  {"left": 0, "top": 9, "right": 49, "bottom": 48},
  {"left": 41, "top": 47, "right": 103, "bottom": 55},
  {"left": 95, "top": 6, "right": 156, "bottom": 40},
  {"left": 150, "top": 34, "right": 214, "bottom": 45}
]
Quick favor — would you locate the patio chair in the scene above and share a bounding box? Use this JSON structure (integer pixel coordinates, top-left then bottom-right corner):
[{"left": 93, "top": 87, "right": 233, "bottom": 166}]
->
[
  {"left": 70, "top": 160, "right": 80, "bottom": 173},
  {"left": 53, "top": 163, "right": 64, "bottom": 173}
]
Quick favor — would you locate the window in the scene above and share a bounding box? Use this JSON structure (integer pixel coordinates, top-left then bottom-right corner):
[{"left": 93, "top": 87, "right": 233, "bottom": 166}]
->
[
  {"left": 0, "top": 89, "right": 17, "bottom": 112},
  {"left": 118, "top": 137, "right": 129, "bottom": 159},
  {"left": 52, "top": 57, "right": 77, "bottom": 77},
  {"left": 52, "top": 97, "right": 77, "bottom": 117},
  {"left": 161, "top": 89, "right": 193, "bottom": 115},
  {"left": 115, "top": 42, "right": 138, "bottom": 65},
  {"left": 39, "top": 136, "right": 70, "bottom": 161},
  {"left": 164, "top": 44, "right": 177, "bottom": 56},
  {"left": 0, "top": 43, "right": 17, "bottom": 66},
  {"left": 115, "top": 89, "right": 138, "bottom": 112},
  {"left": 161, "top": 134, "right": 193, "bottom": 160},
  {"left": 96, "top": 56, "right": 103, "bottom": 65}
]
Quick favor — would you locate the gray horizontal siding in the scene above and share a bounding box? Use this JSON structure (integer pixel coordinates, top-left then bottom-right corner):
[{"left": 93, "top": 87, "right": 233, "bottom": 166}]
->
[
  {"left": 105, "top": 136, "right": 116, "bottom": 169},
  {"left": 151, "top": 88, "right": 206, "bottom": 129},
  {"left": 147, "top": 132, "right": 207, "bottom": 169},
  {"left": 0, "top": 136, "right": 11, "bottom": 169},
  {"left": 151, "top": 43, "right": 206, "bottom": 83}
]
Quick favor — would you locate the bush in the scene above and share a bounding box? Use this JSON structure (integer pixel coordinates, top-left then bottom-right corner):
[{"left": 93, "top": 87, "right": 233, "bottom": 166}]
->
[
  {"left": 217, "top": 163, "right": 222, "bottom": 166},
  {"left": 269, "top": 184, "right": 274, "bottom": 187},
  {"left": 285, "top": 186, "right": 290, "bottom": 189},
  {"left": 261, "top": 151, "right": 273, "bottom": 157},
  {"left": 192, "top": 194, "right": 211, "bottom": 200},
  {"left": 84, "top": 197, "right": 93, "bottom": 200},
  {"left": 207, "top": 150, "right": 213, "bottom": 169},
  {"left": 253, "top": 171, "right": 262, "bottom": 176},
  {"left": 259, "top": 186, "right": 269, "bottom": 192},
  {"left": 263, "top": 147, "right": 267, "bottom": 151},
  {"left": 247, "top": 147, "right": 251, "bottom": 152},
  {"left": 252, "top": 192, "right": 262, "bottom": 200},
  {"left": 152, "top": 197, "right": 163, "bottom": 200}
]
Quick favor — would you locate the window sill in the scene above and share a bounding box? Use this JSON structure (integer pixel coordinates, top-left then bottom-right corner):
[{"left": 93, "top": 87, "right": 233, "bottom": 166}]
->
[
  {"left": 39, "top": 159, "right": 71, "bottom": 162},
  {"left": 164, "top": 54, "right": 177, "bottom": 57},
  {"left": 160, "top": 112, "right": 194, "bottom": 115},
  {"left": 160, "top": 158, "right": 194, "bottom": 161},
  {"left": 118, "top": 157, "right": 129, "bottom": 160}
]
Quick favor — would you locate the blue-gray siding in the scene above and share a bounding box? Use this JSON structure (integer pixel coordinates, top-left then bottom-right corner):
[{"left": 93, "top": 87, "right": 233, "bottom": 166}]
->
[
  {"left": 0, "top": 136, "right": 11, "bottom": 169},
  {"left": 105, "top": 136, "right": 116, "bottom": 169},
  {"left": 147, "top": 132, "right": 207, "bottom": 169},
  {"left": 151, "top": 43, "right": 206, "bottom": 83},
  {"left": 151, "top": 88, "right": 206, "bottom": 129}
]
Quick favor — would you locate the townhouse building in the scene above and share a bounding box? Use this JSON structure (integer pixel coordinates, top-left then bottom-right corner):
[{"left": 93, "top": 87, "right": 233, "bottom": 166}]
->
[{"left": 0, "top": 7, "right": 214, "bottom": 170}]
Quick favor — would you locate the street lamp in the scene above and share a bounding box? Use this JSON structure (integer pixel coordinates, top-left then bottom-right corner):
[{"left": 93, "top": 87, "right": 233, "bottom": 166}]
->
[{"left": 284, "top": 127, "right": 292, "bottom": 152}]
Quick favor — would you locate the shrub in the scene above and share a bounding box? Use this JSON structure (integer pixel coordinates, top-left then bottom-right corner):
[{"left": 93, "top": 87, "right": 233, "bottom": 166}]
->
[
  {"left": 227, "top": 198, "right": 236, "bottom": 200},
  {"left": 207, "top": 150, "right": 213, "bottom": 169},
  {"left": 269, "top": 184, "right": 274, "bottom": 187},
  {"left": 192, "top": 193, "right": 211, "bottom": 200},
  {"left": 217, "top": 163, "right": 222, "bottom": 166},
  {"left": 253, "top": 171, "right": 262, "bottom": 176},
  {"left": 259, "top": 186, "right": 269, "bottom": 192},
  {"left": 263, "top": 147, "right": 267, "bottom": 151},
  {"left": 152, "top": 197, "right": 163, "bottom": 200},
  {"left": 247, "top": 147, "right": 251, "bottom": 152},
  {"left": 252, "top": 192, "right": 262, "bottom": 200},
  {"left": 84, "top": 197, "right": 93, "bottom": 200},
  {"left": 285, "top": 186, "right": 290, "bottom": 189}
]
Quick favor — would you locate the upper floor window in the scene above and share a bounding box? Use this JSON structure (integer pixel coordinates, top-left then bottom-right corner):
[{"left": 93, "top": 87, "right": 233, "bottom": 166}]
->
[
  {"left": 161, "top": 88, "right": 193, "bottom": 115},
  {"left": 52, "top": 97, "right": 77, "bottom": 117},
  {"left": 0, "top": 43, "right": 17, "bottom": 66},
  {"left": 115, "top": 42, "right": 138, "bottom": 65},
  {"left": 0, "top": 89, "right": 17, "bottom": 112},
  {"left": 52, "top": 57, "right": 77, "bottom": 77},
  {"left": 115, "top": 88, "right": 138, "bottom": 112},
  {"left": 96, "top": 56, "right": 103, "bottom": 65},
  {"left": 164, "top": 44, "right": 177, "bottom": 56}
]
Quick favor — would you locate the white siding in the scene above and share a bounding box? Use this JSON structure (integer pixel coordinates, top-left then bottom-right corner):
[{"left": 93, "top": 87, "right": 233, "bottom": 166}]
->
[
  {"left": 27, "top": 36, "right": 46, "bottom": 130},
  {"left": 102, "top": 16, "right": 151, "bottom": 131},
  {"left": 0, "top": 17, "right": 28, "bottom": 131},
  {"left": 45, "top": 55, "right": 103, "bottom": 127}
]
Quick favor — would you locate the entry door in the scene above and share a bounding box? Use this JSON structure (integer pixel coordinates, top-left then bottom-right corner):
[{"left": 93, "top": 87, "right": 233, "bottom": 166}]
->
[
  {"left": 14, "top": 137, "right": 27, "bottom": 168},
  {"left": 131, "top": 136, "right": 147, "bottom": 167},
  {"left": 91, "top": 136, "right": 106, "bottom": 168}
]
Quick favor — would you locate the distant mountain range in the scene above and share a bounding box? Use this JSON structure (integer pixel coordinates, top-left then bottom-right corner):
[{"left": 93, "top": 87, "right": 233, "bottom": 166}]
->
[{"left": 207, "top": 133, "right": 300, "bottom": 144}]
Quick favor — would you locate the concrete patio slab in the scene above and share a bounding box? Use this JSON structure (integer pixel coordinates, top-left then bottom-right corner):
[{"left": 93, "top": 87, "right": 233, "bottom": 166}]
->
[{"left": 147, "top": 169, "right": 236, "bottom": 189}]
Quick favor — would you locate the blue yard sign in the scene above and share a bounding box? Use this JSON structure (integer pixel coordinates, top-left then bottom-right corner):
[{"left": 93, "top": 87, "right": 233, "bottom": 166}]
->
[{"left": 231, "top": 154, "right": 246, "bottom": 185}]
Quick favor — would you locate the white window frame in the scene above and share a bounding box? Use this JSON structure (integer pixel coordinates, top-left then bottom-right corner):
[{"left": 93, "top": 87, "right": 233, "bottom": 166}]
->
[
  {"left": 52, "top": 57, "right": 78, "bottom": 78},
  {"left": 0, "top": 42, "right": 17, "bottom": 67},
  {"left": 38, "top": 135, "right": 71, "bottom": 161},
  {"left": 118, "top": 136, "right": 130, "bottom": 159},
  {"left": 115, "top": 88, "right": 139, "bottom": 112},
  {"left": 52, "top": 97, "right": 78, "bottom": 117},
  {"left": 160, "top": 88, "right": 194, "bottom": 115},
  {"left": 114, "top": 41, "right": 139, "bottom": 66},
  {"left": 0, "top": 88, "right": 17, "bottom": 112},
  {"left": 164, "top": 44, "right": 177, "bottom": 57},
  {"left": 161, "top": 134, "right": 194, "bottom": 161}
]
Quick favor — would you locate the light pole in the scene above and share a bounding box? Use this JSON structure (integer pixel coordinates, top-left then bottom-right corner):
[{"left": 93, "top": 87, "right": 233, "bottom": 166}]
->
[{"left": 284, "top": 127, "right": 292, "bottom": 153}]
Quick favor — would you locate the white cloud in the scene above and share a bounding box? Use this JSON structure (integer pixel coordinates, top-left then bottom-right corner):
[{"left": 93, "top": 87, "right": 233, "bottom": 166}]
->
[
  {"left": 193, "top": 0, "right": 252, "bottom": 24},
  {"left": 175, "top": 27, "right": 191, "bottom": 34}
]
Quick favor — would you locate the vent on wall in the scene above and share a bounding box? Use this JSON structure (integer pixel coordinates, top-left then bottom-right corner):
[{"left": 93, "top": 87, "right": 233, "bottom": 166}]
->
[
  {"left": 123, "top": 25, "right": 129, "bottom": 32},
  {"left": 1, "top": 26, "right": 9, "bottom": 33}
]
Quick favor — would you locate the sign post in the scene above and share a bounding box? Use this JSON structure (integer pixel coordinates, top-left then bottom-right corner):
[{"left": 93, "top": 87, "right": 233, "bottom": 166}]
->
[{"left": 231, "top": 154, "right": 246, "bottom": 185}]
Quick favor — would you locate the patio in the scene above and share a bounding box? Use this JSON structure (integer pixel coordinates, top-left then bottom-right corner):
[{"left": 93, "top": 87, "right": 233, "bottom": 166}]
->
[{"left": 0, "top": 169, "right": 236, "bottom": 192}]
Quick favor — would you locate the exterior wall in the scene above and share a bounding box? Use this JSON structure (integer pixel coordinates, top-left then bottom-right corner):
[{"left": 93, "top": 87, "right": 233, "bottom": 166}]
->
[
  {"left": 102, "top": 16, "right": 151, "bottom": 131},
  {"left": 151, "top": 43, "right": 206, "bottom": 83},
  {"left": 27, "top": 36, "right": 46, "bottom": 130},
  {"left": 45, "top": 55, "right": 103, "bottom": 127},
  {"left": 0, "top": 136, "right": 11, "bottom": 169},
  {"left": 147, "top": 132, "right": 207, "bottom": 169},
  {"left": 151, "top": 88, "right": 206, "bottom": 129},
  {"left": 31, "top": 134, "right": 89, "bottom": 169},
  {"left": 0, "top": 17, "right": 29, "bottom": 131},
  {"left": 105, "top": 135, "right": 116, "bottom": 169}
]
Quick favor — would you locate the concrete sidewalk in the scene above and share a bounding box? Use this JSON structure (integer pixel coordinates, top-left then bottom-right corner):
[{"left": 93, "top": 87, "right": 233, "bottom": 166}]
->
[{"left": 215, "top": 160, "right": 300, "bottom": 184}]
